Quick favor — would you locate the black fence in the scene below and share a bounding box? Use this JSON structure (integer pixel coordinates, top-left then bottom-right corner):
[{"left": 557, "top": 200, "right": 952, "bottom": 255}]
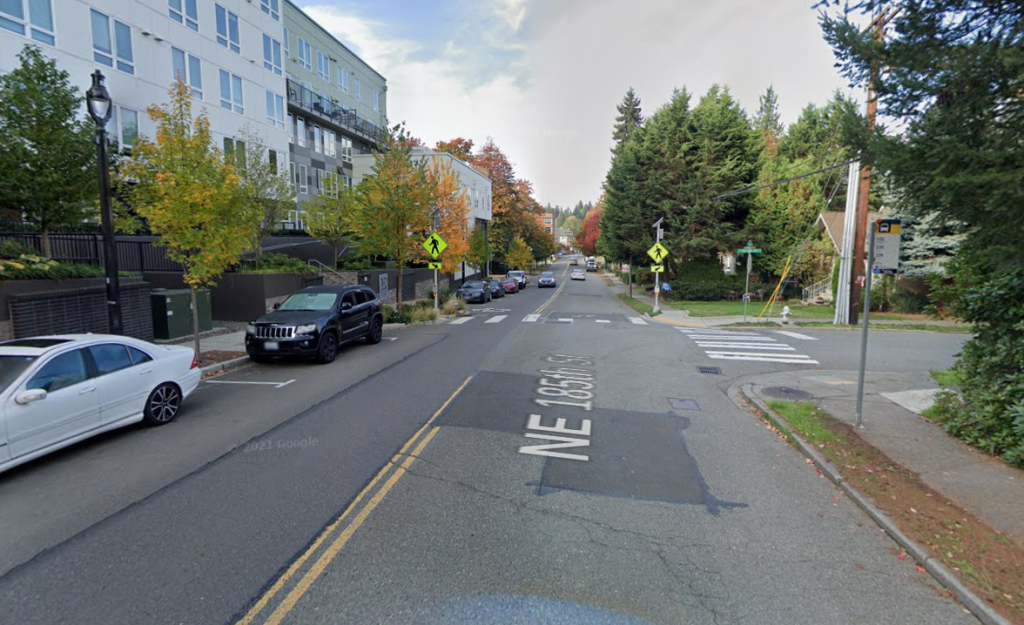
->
[{"left": 1, "top": 232, "right": 182, "bottom": 272}]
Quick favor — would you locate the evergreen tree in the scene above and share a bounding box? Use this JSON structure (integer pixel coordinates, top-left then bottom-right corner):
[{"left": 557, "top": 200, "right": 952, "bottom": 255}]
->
[
  {"left": 0, "top": 46, "right": 97, "bottom": 256},
  {"left": 611, "top": 87, "right": 644, "bottom": 154},
  {"left": 753, "top": 86, "right": 783, "bottom": 157}
]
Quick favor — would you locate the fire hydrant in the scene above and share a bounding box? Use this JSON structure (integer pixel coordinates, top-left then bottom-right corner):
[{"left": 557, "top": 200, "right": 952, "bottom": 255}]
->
[{"left": 781, "top": 305, "right": 792, "bottom": 324}]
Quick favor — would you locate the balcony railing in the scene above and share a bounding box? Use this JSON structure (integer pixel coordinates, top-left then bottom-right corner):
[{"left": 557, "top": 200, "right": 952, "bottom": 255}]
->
[{"left": 287, "top": 79, "right": 384, "bottom": 143}]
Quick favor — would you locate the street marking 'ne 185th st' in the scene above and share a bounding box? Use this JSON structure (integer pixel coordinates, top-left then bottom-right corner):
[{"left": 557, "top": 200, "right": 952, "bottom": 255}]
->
[{"left": 518, "top": 413, "right": 592, "bottom": 461}]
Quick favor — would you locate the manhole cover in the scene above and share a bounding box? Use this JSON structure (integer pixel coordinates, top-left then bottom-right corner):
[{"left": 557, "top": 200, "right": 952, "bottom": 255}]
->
[
  {"left": 669, "top": 398, "right": 700, "bottom": 411},
  {"left": 698, "top": 366, "right": 722, "bottom": 375},
  {"left": 762, "top": 386, "right": 813, "bottom": 401}
]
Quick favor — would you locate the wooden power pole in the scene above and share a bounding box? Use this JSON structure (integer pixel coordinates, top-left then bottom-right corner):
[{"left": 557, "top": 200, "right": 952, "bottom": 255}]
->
[{"left": 849, "top": 7, "right": 899, "bottom": 325}]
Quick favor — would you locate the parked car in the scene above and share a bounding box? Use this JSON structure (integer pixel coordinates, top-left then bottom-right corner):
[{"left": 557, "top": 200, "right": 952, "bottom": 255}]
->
[
  {"left": 538, "top": 271, "right": 556, "bottom": 288},
  {"left": 571, "top": 269, "right": 586, "bottom": 281},
  {"left": 586, "top": 261, "right": 597, "bottom": 272},
  {"left": 246, "top": 285, "right": 383, "bottom": 364},
  {"left": 499, "top": 277, "right": 519, "bottom": 294},
  {"left": 487, "top": 279, "right": 505, "bottom": 298},
  {"left": 457, "top": 281, "right": 492, "bottom": 304},
  {"left": 0, "top": 334, "right": 201, "bottom": 475},
  {"left": 507, "top": 270, "right": 527, "bottom": 289}
]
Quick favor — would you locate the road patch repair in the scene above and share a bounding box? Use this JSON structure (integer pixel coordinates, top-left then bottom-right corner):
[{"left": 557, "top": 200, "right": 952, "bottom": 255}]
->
[
  {"left": 438, "top": 367, "right": 746, "bottom": 514},
  {"left": 737, "top": 382, "right": 1024, "bottom": 625}
]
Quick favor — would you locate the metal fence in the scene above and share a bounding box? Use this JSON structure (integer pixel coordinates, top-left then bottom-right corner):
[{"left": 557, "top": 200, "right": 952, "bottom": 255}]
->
[{"left": 0, "top": 232, "right": 182, "bottom": 272}]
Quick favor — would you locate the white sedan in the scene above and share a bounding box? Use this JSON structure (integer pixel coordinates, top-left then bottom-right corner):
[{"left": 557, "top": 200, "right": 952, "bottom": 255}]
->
[
  {"left": 571, "top": 269, "right": 586, "bottom": 280},
  {"left": 0, "top": 334, "right": 201, "bottom": 475}
]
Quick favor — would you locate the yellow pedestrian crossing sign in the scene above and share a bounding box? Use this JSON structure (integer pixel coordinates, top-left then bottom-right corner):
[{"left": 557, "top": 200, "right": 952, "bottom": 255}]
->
[
  {"left": 647, "top": 242, "right": 669, "bottom": 263},
  {"left": 427, "top": 262, "right": 442, "bottom": 270},
  {"left": 423, "top": 232, "right": 447, "bottom": 259},
  {"left": 650, "top": 264, "right": 665, "bottom": 273}
]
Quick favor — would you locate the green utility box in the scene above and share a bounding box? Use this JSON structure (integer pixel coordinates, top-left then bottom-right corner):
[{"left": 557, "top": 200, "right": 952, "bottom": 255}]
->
[{"left": 151, "top": 289, "right": 212, "bottom": 340}]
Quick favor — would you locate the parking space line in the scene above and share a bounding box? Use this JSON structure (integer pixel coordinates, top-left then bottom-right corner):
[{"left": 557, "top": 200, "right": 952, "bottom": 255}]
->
[{"left": 206, "top": 379, "right": 296, "bottom": 389}]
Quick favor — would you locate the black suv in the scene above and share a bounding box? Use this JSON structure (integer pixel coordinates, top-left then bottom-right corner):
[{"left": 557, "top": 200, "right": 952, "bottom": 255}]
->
[{"left": 245, "top": 285, "right": 383, "bottom": 364}]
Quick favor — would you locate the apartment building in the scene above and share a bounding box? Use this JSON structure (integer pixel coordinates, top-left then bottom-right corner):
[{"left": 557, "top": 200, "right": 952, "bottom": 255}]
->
[
  {"left": 282, "top": 0, "right": 387, "bottom": 228},
  {"left": 1, "top": 0, "right": 291, "bottom": 165}
]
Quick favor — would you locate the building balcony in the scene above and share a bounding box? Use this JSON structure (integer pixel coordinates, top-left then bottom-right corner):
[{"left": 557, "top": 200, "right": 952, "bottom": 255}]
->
[{"left": 287, "top": 79, "right": 385, "bottom": 145}]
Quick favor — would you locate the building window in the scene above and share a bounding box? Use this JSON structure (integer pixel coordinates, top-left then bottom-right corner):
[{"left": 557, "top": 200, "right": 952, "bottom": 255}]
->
[
  {"left": 324, "top": 172, "right": 338, "bottom": 198},
  {"left": 324, "top": 130, "right": 336, "bottom": 157},
  {"left": 260, "top": 0, "right": 279, "bottom": 21},
  {"left": 312, "top": 125, "right": 322, "bottom": 153},
  {"left": 215, "top": 5, "right": 240, "bottom": 53},
  {"left": 296, "top": 117, "right": 306, "bottom": 147},
  {"left": 317, "top": 51, "right": 330, "bottom": 81},
  {"left": 287, "top": 114, "right": 294, "bottom": 143},
  {"left": 223, "top": 138, "right": 246, "bottom": 170},
  {"left": 262, "top": 34, "right": 282, "bottom": 76},
  {"left": 289, "top": 162, "right": 296, "bottom": 189},
  {"left": 338, "top": 66, "right": 348, "bottom": 92},
  {"left": 283, "top": 26, "right": 289, "bottom": 58},
  {"left": 91, "top": 10, "right": 134, "bottom": 75},
  {"left": 172, "top": 47, "right": 203, "bottom": 99},
  {"left": 297, "top": 37, "right": 311, "bottom": 71},
  {"left": 1, "top": 0, "right": 55, "bottom": 45},
  {"left": 266, "top": 91, "right": 285, "bottom": 130},
  {"left": 268, "top": 149, "right": 280, "bottom": 175},
  {"left": 354, "top": 79, "right": 361, "bottom": 101},
  {"left": 340, "top": 137, "right": 352, "bottom": 163},
  {"left": 219, "top": 70, "right": 243, "bottom": 114},
  {"left": 298, "top": 164, "right": 308, "bottom": 193},
  {"left": 315, "top": 169, "right": 324, "bottom": 195},
  {"left": 373, "top": 91, "right": 380, "bottom": 113},
  {"left": 104, "top": 106, "right": 139, "bottom": 149},
  {"left": 168, "top": 0, "right": 198, "bottom": 31}
]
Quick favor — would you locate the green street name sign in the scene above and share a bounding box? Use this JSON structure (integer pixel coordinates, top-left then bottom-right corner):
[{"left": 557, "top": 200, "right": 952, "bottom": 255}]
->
[{"left": 738, "top": 247, "right": 762, "bottom": 254}]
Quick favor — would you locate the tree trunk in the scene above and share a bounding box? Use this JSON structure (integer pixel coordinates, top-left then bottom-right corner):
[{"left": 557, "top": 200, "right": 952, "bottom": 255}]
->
[
  {"left": 255, "top": 243, "right": 262, "bottom": 269},
  {"left": 628, "top": 255, "right": 633, "bottom": 298},
  {"left": 191, "top": 285, "right": 201, "bottom": 365},
  {"left": 395, "top": 264, "right": 403, "bottom": 312},
  {"left": 333, "top": 244, "right": 339, "bottom": 269},
  {"left": 41, "top": 229, "right": 52, "bottom": 259}
]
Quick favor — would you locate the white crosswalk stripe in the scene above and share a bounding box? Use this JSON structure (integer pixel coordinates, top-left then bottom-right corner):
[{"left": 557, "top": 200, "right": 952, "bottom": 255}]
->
[
  {"left": 449, "top": 317, "right": 473, "bottom": 325},
  {"left": 629, "top": 317, "right": 648, "bottom": 325},
  {"left": 523, "top": 314, "right": 541, "bottom": 323},
  {"left": 676, "top": 327, "right": 818, "bottom": 365},
  {"left": 484, "top": 315, "right": 507, "bottom": 324},
  {"left": 775, "top": 330, "right": 818, "bottom": 341}
]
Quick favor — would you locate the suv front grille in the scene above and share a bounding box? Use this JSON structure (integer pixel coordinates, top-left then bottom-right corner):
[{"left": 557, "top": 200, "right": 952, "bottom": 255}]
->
[{"left": 255, "top": 325, "right": 295, "bottom": 339}]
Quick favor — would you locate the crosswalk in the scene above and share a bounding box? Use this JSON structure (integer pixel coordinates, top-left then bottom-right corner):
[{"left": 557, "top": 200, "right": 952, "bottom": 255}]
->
[
  {"left": 445, "top": 314, "right": 649, "bottom": 326},
  {"left": 675, "top": 328, "right": 819, "bottom": 365}
]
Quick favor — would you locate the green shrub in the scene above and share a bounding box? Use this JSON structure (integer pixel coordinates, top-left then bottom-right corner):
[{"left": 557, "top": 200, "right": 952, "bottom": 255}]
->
[
  {"left": 0, "top": 254, "right": 106, "bottom": 280},
  {"left": 0, "top": 239, "right": 36, "bottom": 259},
  {"left": 246, "top": 252, "right": 312, "bottom": 274},
  {"left": 337, "top": 257, "right": 373, "bottom": 270},
  {"left": 382, "top": 304, "right": 411, "bottom": 324},
  {"left": 441, "top": 296, "right": 459, "bottom": 315},
  {"left": 931, "top": 263, "right": 1024, "bottom": 467},
  {"left": 409, "top": 306, "right": 437, "bottom": 324}
]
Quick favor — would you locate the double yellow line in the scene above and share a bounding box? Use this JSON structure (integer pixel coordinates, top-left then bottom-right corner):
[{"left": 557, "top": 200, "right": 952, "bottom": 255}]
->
[{"left": 236, "top": 375, "right": 473, "bottom": 625}]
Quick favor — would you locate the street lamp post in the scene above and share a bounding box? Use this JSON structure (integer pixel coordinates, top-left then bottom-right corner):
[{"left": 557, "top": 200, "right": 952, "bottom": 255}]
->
[{"left": 86, "top": 70, "right": 123, "bottom": 335}]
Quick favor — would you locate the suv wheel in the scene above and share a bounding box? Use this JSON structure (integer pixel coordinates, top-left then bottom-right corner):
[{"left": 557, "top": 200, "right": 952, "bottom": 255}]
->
[
  {"left": 366, "top": 316, "right": 383, "bottom": 344},
  {"left": 316, "top": 332, "right": 338, "bottom": 364}
]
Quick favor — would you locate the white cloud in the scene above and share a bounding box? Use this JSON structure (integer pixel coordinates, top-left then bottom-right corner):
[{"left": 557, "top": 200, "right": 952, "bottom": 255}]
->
[{"left": 304, "top": 1, "right": 857, "bottom": 208}]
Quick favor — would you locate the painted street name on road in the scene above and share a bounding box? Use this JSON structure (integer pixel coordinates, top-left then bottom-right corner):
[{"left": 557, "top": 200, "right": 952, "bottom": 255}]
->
[{"left": 519, "top": 354, "right": 596, "bottom": 462}]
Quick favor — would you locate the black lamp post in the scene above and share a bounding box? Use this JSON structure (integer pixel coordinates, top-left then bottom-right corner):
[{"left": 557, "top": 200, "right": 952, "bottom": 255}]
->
[{"left": 86, "top": 70, "right": 123, "bottom": 335}]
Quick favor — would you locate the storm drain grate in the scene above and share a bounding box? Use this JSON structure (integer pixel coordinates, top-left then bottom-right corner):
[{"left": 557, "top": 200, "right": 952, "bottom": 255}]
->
[{"left": 698, "top": 366, "right": 722, "bottom": 375}]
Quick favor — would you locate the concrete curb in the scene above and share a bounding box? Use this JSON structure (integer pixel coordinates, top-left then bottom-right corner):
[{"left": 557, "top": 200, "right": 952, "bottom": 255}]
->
[
  {"left": 735, "top": 383, "right": 1012, "bottom": 625},
  {"left": 200, "top": 355, "right": 251, "bottom": 378}
]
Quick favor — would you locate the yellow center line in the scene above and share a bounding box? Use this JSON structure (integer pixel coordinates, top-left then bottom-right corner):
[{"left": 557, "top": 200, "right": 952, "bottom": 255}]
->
[
  {"left": 235, "top": 376, "right": 472, "bottom": 625},
  {"left": 533, "top": 280, "right": 566, "bottom": 316},
  {"left": 263, "top": 426, "right": 441, "bottom": 625}
]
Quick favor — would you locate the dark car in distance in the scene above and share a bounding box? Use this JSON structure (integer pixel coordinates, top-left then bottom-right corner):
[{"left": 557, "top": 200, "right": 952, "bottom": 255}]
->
[
  {"left": 457, "top": 281, "right": 491, "bottom": 303},
  {"left": 245, "top": 285, "right": 383, "bottom": 364},
  {"left": 538, "top": 271, "right": 556, "bottom": 288},
  {"left": 499, "top": 277, "right": 519, "bottom": 294},
  {"left": 487, "top": 279, "right": 505, "bottom": 298}
]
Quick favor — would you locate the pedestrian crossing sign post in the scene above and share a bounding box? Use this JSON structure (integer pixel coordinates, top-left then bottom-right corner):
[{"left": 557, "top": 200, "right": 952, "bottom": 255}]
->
[
  {"left": 650, "top": 264, "right": 664, "bottom": 273},
  {"left": 427, "top": 262, "right": 442, "bottom": 270},
  {"left": 647, "top": 242, "right": 669, "bottom": 263},
  {"left": 423, "top": 232, "right": 447, "bottom": 259}
]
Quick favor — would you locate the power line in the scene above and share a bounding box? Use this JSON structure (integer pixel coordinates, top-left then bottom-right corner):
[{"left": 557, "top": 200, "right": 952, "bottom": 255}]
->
[{"left": 711, "top": 158, "right": 858, "bottom": 201}]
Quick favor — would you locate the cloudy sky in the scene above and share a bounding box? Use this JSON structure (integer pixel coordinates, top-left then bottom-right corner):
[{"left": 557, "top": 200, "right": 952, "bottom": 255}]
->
[{"left": 298, "top": 0, "right": 859, "bottom": 208}]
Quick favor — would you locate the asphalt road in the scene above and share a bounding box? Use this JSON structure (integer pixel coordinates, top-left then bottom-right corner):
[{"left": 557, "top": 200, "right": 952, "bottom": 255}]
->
[{"left": 0, "top": 258, "right": 976, "bottom": 625}]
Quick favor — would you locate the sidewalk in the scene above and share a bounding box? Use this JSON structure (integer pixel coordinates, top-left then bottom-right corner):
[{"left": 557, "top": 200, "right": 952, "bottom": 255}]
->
[{"left": 744, "top": 368, "right": 1024, "bottom": 549}]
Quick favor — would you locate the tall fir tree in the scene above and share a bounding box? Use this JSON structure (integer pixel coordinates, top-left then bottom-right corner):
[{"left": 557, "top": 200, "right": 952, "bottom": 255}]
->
[
  {"left": 753, "top": 86, "right": 783, "bottom": 157},
  {"left": 611, "top": 87, "right": 643, "bottom": 155}
]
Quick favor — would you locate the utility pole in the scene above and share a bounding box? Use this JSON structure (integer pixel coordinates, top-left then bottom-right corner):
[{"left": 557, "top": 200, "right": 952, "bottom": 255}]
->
[{"left": 849, "top": 6, "right": 899, "bottom": 325}]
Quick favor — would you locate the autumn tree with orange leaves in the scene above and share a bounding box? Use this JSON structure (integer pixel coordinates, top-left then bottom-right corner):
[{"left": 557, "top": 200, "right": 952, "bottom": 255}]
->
[
  {"left": 576, "top": 207, "right": 602, "bottom": 257},
  {"left": 435, "top": 137, "right": 474, "bottom": 162},
  {"left": 426, "top": 156, "right": 471, "bottom": 275}
]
